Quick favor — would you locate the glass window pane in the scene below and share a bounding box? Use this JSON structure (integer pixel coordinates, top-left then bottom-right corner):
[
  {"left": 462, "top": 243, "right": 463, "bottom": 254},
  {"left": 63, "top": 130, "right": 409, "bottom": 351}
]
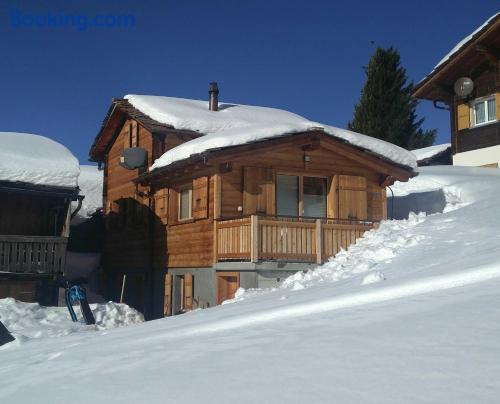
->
[
  {"left": 277, "top": 175, "right": 298, "bottom": 216},
  {"left": 475, "top": 101, "right": 485, "bottom": 124},
  {"left": 180, "top": 189, "right": 191, "bottom": 219},
  {"left": 487, "top": 98, "right": 496, "bottom": 121},
  {"left": 303, "top": 177, "right": 327, "bottom": 218}
]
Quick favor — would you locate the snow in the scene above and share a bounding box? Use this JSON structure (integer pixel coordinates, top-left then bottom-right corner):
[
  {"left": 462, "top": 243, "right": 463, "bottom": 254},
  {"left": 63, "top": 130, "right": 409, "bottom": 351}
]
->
[
  {"left": 0, "top": 132, "right": 79, "bottom": 188},
  {"left": 427, "top": 13, "right": 499, "bottom": 76},
  {"left": 2, "top": 166, "right": 500, "bottom": 403},
  {"left": 411, "top": 143, "right": 450, "bottom": 162},
  {"left": 125, "top": 94, "right": 417, "bottom": 171},
  {"left": 0, "top": 298, "right": 143, "bottom": 344},
  {"left": 72, "top": 165, "right": 103, "bottom": 222}
]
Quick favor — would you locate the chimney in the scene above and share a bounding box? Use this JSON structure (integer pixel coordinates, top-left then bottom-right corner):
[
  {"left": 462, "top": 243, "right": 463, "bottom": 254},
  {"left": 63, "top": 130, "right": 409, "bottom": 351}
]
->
[{"left": 208, "top": 82, "right": 219, "bottom": 111}]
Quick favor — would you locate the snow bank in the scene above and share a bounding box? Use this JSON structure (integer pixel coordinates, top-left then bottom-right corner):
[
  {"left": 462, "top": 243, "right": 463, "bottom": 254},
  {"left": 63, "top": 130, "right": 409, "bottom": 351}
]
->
[
  {"left": 411, "top": 143, "right": 450, "bottom": 162},
  {"left": 72, "top": 165, "right": 103, "bottom": 222},
  {"left": 0, "top": 298, "right": 143, "bottom": 344},
  {"left": 125, "top": 95, "right": 417, "bottom": 170},
  {"left": 0, "top": 132, "right": 79, "bottom": 188}
]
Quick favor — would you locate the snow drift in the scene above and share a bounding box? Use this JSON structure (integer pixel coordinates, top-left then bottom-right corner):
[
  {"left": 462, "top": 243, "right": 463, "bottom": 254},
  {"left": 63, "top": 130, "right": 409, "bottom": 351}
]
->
[{"left": 0, "top": 298, "right": 143, "bottom": 344}]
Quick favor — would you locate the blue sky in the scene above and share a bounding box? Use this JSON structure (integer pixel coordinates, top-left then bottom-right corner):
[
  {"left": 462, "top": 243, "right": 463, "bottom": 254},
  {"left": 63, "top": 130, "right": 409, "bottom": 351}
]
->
[{"left": 0, "top": 0, "right": 498, "bottom": 163}]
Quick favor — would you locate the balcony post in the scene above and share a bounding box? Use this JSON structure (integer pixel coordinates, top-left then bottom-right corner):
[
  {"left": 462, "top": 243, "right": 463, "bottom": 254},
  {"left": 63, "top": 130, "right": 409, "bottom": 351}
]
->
[
  {"left": 315, "top": 219, "right": 322, "bottom": 264},
  {"left": 250, "top": 215, "right": 259, "bottom": 263}
]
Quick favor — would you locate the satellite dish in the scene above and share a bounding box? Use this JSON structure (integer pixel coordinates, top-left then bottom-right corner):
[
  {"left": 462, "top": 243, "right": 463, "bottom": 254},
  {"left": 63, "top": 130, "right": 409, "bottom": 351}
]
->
[
  {"left": 119, "top": 147, "right": 147, "bottom": 170},
  {"left": 454, "top": 77, "right": 474, "bottom": 98}
]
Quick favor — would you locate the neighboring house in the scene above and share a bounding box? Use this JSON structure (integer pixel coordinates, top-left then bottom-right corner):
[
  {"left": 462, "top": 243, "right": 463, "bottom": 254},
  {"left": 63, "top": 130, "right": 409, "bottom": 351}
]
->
[
  {"left": 89, "top": 85, "right": 416, "bottom": 319},
  {"left": 0, "top": 132, "right": 81, "bottom": 304},
  {"left": 414, "top": 13, "right": 500, "bottom": 167},
  {"left": 412, "top": 144, "right": 452, "bottom": 166}
]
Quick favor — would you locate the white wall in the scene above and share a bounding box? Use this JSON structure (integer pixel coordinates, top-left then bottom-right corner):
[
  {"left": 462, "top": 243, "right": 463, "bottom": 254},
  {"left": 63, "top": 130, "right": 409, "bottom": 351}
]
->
[{"left": 453, "top": 145, "right": 500, "bottom": 167}]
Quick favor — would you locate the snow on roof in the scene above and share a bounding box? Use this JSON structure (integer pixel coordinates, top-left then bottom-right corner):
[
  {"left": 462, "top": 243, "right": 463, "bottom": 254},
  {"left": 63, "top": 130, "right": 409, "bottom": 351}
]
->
[
  {"left": 72, "top": 165, "right": 103, "bottom": 223},
  {"left": 125, "top": 95, "right": 417, "bottom": 171},
  {"left": 411, "top": 143, "right": 451, "bottom": 162},
  {"left": 430, "top": 13, "right": 499, "bottom": 74},
  {"left": 0, "top": 132, "right": 79, "bottom": 188}
]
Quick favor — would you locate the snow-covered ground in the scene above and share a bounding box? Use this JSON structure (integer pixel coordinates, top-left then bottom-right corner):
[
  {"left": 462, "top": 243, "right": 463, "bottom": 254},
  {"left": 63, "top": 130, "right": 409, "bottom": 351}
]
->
[
  {"left": 72, "top": 165, "right": 103, "bottom": 223},
  {"left": 0, "top": 298, "right": 143, "bottom": 345},
  {"left": 1, "top": 166, "right": 500, "bottom": 403}
]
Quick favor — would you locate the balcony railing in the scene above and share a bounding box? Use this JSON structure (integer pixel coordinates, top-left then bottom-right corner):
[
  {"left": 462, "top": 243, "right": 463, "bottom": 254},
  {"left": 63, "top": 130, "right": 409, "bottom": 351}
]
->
[
  {"left": 0, "top": 235, "right": 68, "bottom": 274},
  {"left": 214, "top": 215, "right": 375, "bottom": 264}
]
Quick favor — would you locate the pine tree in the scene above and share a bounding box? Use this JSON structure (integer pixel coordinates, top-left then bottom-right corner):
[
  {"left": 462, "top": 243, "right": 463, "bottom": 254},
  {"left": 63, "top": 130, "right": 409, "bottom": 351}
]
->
[{"left": 348, "top": 47, "right": 436, "bottom": 150}]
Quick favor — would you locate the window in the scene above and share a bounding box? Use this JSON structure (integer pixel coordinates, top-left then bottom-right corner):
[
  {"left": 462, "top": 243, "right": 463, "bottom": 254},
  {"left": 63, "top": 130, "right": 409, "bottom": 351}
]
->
[
  {"left": 303, "top": 177, "right": 327, "bottom": 217},
  {"left": 179, "top": 188, "right": 192, "bottom": 220},
  {"left": 276, "top": 174, "right": 327, "bottom": 218},
  {"left": 277, "top": 174, "right": 298, "bottom": 216},
  {"left": 472, "top": 96, "right": 496, "bottom": 126}
]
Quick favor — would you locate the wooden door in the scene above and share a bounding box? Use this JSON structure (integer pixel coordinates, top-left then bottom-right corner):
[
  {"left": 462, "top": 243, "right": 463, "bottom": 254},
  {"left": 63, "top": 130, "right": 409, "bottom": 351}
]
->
[
  {"left": 217, "top": 272, "right": 240, "bottom": 304},
  {"left": 184, "top": 273, "right": 193, "bottom": 311},
  {"left": 338, "top": 175, "right": 367, "bottom": 220},
  {"left": 164, "top": 274, "right": 172, "bottom": 316}
]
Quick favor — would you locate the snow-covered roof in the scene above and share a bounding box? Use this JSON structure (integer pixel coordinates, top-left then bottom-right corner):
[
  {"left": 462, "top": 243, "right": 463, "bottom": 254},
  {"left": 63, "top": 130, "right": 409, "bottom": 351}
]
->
[
  {"left": 0, "top": 132, "right": 80, "bottom": 188},
  {"left": 72, "top": 165, "right": 103, "bottom": 223},
  {"left": 125, "top": 95, "right": 417, "bottom": 171},
  {"left": 411, "top": 143, "right": 451, "bottom": 163},
  {"left": 427, "top": 13, "right": 499, "bottom": 78}
]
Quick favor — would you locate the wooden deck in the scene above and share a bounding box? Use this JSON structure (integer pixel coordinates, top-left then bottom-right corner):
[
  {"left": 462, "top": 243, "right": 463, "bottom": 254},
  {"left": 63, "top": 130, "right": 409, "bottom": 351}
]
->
[
  {"left": 214, "top": 215, "right": 374, "bottom": 264},
  {"left": 0, "top": 235, "right": 67, "bottom": 274}
]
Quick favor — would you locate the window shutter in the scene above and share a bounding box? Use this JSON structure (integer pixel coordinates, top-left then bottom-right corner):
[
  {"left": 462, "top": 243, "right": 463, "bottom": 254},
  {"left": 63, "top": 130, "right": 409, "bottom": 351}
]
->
[
  {"left": 338, "top": 175, "right": 367, "bottom": 220},
  {"left": 164, "top": 274, "right": 172, "bottom": 316},
  {"left": 184, "top": 274, "right": 193, "bottom": 311},
  {"left": 457, "top": 103, "right": 470, "bottom": 130},
  {"left": 192, "top": 177, "right": 209, "bottom": 219},
  {"left": 243, "top": 167, "right": 275, "bottom": 215},
  {"left": 327, "top": 176, "right": 338, "bottom": 218},
  {"left": 168, "top": 189, "right": 178, "bottom": 224}
]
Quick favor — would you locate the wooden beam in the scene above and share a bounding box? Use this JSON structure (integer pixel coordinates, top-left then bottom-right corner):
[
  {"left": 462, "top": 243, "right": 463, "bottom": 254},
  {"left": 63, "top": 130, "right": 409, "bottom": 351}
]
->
[
  {"left": 250, "top": 215, "right": 259, "bottom": 263},
  {"left": 315, "top": 219, "right": 322, "bottom": 264}
]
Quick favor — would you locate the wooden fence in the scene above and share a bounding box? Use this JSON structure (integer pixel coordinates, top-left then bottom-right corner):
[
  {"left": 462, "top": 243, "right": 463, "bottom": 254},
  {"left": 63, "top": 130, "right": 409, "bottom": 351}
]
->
[
  {"left": 0, "top": 235, "right": 68, "bottom": 274},
  {"left": 214, "top": 215, "right": 374, "bottom": 264}
]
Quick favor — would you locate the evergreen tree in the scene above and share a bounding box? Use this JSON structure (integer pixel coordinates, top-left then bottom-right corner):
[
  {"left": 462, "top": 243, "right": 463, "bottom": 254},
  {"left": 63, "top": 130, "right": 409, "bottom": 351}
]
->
[{"left": 348, "top": 47, "right": 436, "bottom": 150}]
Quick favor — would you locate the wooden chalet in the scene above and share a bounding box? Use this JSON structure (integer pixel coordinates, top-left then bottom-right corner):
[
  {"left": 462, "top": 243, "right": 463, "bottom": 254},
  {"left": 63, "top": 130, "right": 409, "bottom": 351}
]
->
[
  {"left": 0, "top": 132, "right": 81, "bottom": 304},
  {"left": 89, "top": 87, "right": 416, "bottom": 319},
  {"left": 414, "top": 13, "right": 500, "bottom": 168}
]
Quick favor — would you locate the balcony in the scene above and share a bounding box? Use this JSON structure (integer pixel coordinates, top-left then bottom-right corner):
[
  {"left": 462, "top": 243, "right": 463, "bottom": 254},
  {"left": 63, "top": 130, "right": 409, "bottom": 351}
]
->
[
  {"left": 214, "top": 215, "right": 375, "bottom": 264},
  {"left": 0, "top": 235, "right": 68, "bottom": 274},
  {"left": 457, "top": 121, "right": 500, "bottom": 153}
]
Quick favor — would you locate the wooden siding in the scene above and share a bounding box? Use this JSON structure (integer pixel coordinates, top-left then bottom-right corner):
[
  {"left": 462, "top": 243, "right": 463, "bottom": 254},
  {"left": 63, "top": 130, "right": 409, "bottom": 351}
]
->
[{"left": 0, "top": 193, "right": 69, "bottom": 236}]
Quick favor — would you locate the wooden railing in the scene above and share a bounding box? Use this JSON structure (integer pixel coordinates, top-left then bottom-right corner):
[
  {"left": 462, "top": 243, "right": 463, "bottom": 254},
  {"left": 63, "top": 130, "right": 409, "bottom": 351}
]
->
[
  {"left": 0, "top": 235, "right": 68, "bottom": 274},
  {"left": 214, "top": 215, "right": 375, "bottom": 264}
]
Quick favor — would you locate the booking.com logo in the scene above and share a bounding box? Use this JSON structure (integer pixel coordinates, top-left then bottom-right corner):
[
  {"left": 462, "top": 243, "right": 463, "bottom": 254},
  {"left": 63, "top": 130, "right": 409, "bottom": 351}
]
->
[{"left": 9, "top": 9, "right": 136, "bottom": 31}]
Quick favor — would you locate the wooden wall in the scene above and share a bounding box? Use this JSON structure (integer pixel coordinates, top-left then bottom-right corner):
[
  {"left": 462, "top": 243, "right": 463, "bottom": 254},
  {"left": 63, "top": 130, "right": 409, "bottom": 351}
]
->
[
  {"left": 217, "top": 145, "right": 387, "bottom": 222},
  {"left": 0, "top": 193, "right": 68, "bottom": 236}
]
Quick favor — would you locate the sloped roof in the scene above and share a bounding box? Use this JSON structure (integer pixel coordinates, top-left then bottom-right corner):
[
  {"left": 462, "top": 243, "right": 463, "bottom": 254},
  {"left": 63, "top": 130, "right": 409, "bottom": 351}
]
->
[
  {"left": 414, "top": 13, "right": 500, "bottom": 100},
  {"left": 124, "top": 94, "right": 417, "bottom": 171}
]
